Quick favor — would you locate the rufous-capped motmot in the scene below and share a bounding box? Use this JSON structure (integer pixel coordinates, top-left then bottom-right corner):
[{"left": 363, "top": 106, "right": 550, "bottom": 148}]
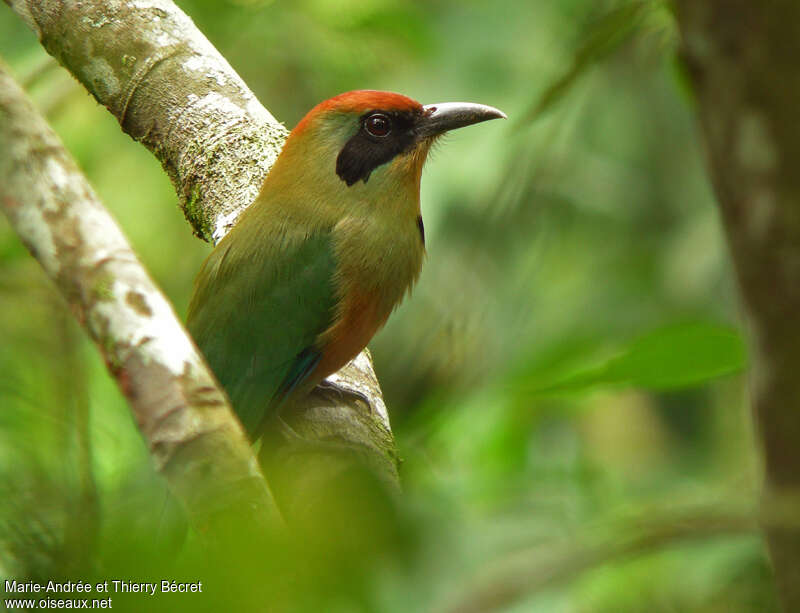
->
[{"left": 187, "top": 90, "right": 505, "bottom": 438}]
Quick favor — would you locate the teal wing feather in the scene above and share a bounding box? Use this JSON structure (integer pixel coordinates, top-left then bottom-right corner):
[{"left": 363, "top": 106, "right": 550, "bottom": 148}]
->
[{"left": 186, "top": 227, "right": 339, "bottom": 437}]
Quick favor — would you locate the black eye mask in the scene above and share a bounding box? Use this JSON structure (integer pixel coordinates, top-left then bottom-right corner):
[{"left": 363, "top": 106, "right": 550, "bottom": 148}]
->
[{"left": 335, "top": 109, "right": 422, "bottom": 186}]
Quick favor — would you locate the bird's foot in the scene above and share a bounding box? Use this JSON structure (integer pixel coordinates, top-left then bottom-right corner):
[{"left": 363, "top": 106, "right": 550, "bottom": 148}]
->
[{"left": 317, "top": 380, "right": 370, "bottom": 406}]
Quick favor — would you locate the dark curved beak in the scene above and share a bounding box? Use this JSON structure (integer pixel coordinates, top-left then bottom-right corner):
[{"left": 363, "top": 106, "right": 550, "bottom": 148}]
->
[{"left": 417, "top": 102, "right": 506, "bottom": 139}]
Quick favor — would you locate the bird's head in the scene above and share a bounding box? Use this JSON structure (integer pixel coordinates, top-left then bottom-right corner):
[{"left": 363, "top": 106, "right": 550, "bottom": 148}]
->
[{"left": 271, "top": 90, "right": 505, "bottom": 194}]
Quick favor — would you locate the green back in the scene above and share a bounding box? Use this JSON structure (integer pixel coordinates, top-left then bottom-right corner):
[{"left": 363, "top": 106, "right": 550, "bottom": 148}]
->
[{"left": 187, "top": 227, "right": 338, "bottom": 436}]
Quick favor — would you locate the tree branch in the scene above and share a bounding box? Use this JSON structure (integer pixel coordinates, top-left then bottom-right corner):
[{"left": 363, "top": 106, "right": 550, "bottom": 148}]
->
[
  {"left": 4, "top": 0, "right": 400, "bottom": 508},
  {"left": 0, "top": 62, "right": 282, "bottom": 539},
  {"left": 674, "top": 1, "right": 800, "bottom": 609},
  {"left": 8, "top": 0, "right": 286, "bottom": 243},
  {"left": 440, "top": 502, "right": 758, "bottom": 613}
]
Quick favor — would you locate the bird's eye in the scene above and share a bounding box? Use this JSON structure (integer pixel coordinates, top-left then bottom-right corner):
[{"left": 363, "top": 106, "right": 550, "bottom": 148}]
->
[{"left": 365, "top": 113, "right": 391, "bottom": 138}]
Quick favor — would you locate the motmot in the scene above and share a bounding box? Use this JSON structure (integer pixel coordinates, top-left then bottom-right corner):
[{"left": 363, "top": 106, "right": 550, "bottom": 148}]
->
[{"left": 187, "top": 90, "right": 504, "bottom": 438}]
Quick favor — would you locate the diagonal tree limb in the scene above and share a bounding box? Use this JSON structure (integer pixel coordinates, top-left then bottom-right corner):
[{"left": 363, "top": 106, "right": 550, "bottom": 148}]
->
[
  {"left": 0, "top": 62, "right": 282, "bottom": 538},
  {"left": 7, "top": 0, "right": 286, "bottom": 244},
  {"left": 4, "top": 0, "right": 400, "bottom": 507},
  {"left": 674, "top": 1, "right": 800, "bottom": 610}
]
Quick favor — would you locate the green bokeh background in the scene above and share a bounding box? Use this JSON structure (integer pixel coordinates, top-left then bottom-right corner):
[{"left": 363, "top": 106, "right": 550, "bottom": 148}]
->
[{"left": 0, "top": 1, "right": 776, "bottom": 611}]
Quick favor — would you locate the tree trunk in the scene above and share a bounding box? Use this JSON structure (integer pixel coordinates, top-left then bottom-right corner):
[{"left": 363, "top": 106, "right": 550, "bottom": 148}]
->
[{"left": 675, "top": 2, "right": 800, "bottom": 609}]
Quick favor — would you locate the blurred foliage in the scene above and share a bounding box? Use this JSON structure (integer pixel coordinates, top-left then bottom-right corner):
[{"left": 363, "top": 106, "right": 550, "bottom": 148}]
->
[{"left": 0, "top": 0, "right": 777, "bottom": 611}]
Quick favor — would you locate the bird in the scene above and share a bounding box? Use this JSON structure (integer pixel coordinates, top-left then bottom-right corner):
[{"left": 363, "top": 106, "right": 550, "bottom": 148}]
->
[{"left": 187, "top": 90, "right": 505, "bottom": 439}]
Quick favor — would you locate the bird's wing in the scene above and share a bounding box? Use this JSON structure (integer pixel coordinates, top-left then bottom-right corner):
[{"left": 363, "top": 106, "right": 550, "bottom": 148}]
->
[{"left": 186, "top": 228, "right": 339, "bottom": 437}]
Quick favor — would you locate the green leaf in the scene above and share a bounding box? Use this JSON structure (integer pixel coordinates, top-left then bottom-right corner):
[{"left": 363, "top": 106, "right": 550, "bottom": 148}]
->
[{"left": 528, "top": 323, "right": 747, "bottom": 394}]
